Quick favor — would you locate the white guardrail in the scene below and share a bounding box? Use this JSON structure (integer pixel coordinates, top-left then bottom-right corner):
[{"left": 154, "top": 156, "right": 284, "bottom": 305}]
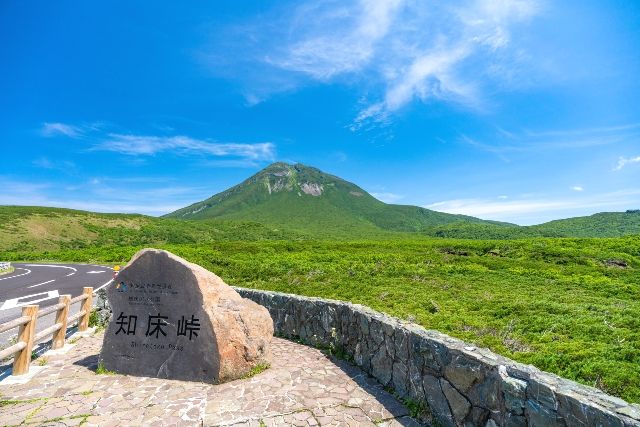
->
[{"left": 0, "top": 262, "right": 10, "bottom": 271}]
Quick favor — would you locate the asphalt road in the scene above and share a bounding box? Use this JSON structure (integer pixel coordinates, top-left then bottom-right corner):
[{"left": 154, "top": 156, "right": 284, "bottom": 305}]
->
[{"left": 0, "top": 263, "right": 114, "bottom": 342}]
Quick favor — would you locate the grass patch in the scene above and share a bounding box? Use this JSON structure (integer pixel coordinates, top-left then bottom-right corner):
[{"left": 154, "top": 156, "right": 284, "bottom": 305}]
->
[
  {"left": 37, "top": 356, "right": 48, "bottom": 366},
  {"left": 88, "top": 309, "right": 101, "bottom": 327},
  {"left": 95, "top": 361, "right": 116, "bottom": 375},
  {"left": 240, "top": 362, "right": 271, "bottom": 379},
  {"left": 0, "top": 397, "right": 46, "bottom": 407}
]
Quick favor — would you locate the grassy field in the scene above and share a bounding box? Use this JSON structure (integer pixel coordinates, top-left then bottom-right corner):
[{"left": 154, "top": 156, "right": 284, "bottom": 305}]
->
[
  {"left": 2, "top": 205, "right": 640, "bottom": 255},
  {"left": 2, "top": 236, "right": 639, "bottom": 403}
]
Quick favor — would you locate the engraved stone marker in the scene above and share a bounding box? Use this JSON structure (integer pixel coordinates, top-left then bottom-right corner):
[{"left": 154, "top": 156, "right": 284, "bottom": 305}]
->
[{"left": 100, "top": 248, "right": 273, "bottom": 383}]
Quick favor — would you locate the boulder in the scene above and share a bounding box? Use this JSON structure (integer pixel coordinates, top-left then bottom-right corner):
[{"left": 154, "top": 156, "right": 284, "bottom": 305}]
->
[{"left": 100, "top": 248, "right": 273, "bottom": 383}]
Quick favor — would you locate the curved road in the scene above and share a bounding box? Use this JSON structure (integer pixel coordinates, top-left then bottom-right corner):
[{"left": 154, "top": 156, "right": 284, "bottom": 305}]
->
[{"left": 0, "top": 263, "right": 113, "bottom": 326}]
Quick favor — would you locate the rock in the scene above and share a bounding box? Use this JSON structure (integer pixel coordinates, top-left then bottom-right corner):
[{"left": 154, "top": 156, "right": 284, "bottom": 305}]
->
[
  {"left": 370, "top": 344, "right": 393, "bottom": 386},
  {"left": 444, "top": 353, "right": 486, "bottom": 393},
  {"left": 300, "top": 182, "right": 323, "bottom": 196},
  {"left": 100, "top": 248, "right": 273, "bottom": 383},
  {"left": 422, "top": 374, "right": 455, "bottom": 427},
  {"left": 525, "top": 400, "right": 564, "bottom": 427},
  {"left": 441, "top": 378, "right": 471, "bottom": 424},
  {"left": 502, "top": 373, "right": 527, "bottom": 415}
]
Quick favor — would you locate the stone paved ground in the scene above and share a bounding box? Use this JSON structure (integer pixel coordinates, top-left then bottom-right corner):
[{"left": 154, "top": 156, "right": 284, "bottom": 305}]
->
[{"left": 0, "top": 332, "right": 423, "bottom": 426}]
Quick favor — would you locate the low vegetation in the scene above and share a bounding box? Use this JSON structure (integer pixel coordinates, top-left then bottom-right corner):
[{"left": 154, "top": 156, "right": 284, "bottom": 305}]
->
[
  {"left": 95, "top": 361, "right": 116, "bottom": 375},
  {"left": 239, "top": 362, "right": 271, "bottom": 379},
  {"left": 3, "top": 236, "right": 639, "bottom": 402}
]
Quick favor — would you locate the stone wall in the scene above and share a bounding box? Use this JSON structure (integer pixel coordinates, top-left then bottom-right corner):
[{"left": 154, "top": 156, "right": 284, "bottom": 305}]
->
[{"left": 235, "top": 288, "right": 640, "bottom": 427}]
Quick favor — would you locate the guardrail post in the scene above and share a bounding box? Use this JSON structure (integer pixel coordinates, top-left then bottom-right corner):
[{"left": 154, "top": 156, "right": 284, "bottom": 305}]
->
[
  {"left": 79, "top": 287, "right": 93, "bottom": 331},
  {"left": 13, "top": 305, "right": 38, "bottom": 376},
  {"left": 52, "top": 295, "right": 71, "bottom": 350}
]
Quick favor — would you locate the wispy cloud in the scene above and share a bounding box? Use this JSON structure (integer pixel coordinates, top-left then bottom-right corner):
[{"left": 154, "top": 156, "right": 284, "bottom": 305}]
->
[
  {"left": 41, "top": 122, "right": 102, "bottom": 138},
  {"left": 41, "top": 122, "right": 84, "bottom": 138},
  {"left": 523, "top": 123, "right": 640, "bottom": 138},
  {"left": 207, "top": 0, "right": 541, "bottom": 127},
  {"left": 266, "top": 0, "right": 404, "bottom": 80},
  {"left": 461, "top": 123, "right": 640, "bottom": 157},
  {"left": 426, "top": 189, "right": 640, "bottom": 224},
  {"left": 97, "top": 134, "right": 275, "bottom": 161},
  {"left": 32, "top": 157, "right": 77, "bottom": 172},
  {"left": 39, "top": 122, "right": 276, "bottom": 162},
  {"left": 614, "top": 155, "right": 640, "bottom": 171},
  {"left": 571, "top": 186, "right": 584, "bottom": 192}
]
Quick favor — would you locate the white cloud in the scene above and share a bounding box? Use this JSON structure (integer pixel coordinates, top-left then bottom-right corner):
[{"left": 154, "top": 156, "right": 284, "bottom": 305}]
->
[
  {"left": 571, "top": 186, "right": 584, "bottom": 192},
  {"left": 97, "top": 134, "right": 275, "bottom": 161},
  {"left": 371, "top": 192, "right": 404, "bottom": 203},
  {"left": 228, "top": 0, "right": 540, "bottom": 127},
  {"left": 614, "top": 155, "right": 640, "bottom": 171},
  {"left": 425, "top": 189, "right": 640, "bottom": 224},
  {"left": 41, "top": 122, "right": 83, "bottom": 138},
  {"left": 268, "top": 0, "right": 404, "bottom": 80},
  {"left": 39, "top": 121, "right": 276, "bottom": 162},
  {"left": 41, "top": 122, "right": 103, "bottom": 138},
  {"left": 32, "top": 157, "right": 77, "bottom": 172}
]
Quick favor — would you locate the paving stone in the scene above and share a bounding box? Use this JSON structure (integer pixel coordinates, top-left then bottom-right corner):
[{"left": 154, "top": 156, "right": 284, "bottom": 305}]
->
[
  {"left": 0, "top": 332, "right": 422, "bottom": 426},
  {"left": 377, "top": 416, "right": 425, "bottom": 427},
  {"left": 0, "top": 399, "right": 48, "bottom": 426}
]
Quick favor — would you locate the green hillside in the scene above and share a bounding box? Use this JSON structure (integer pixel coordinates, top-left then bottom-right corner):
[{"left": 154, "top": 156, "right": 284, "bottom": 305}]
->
[
  {"left": 531, "top": 210, "right": 640, "bottom": 237},
  {"left": 0, "top": 206, "right": 302, "bottom": 252},
  {"left": 422, "top": 211, "right": 640, "bottom": 239},
  {"left": 165, "top": 162, "right": 509, "bottom": 235}
]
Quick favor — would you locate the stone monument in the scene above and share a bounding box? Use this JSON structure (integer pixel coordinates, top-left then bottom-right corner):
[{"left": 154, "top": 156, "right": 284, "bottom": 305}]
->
[{"left": 100, "top": 248, "right": 273, "bottom": 383}]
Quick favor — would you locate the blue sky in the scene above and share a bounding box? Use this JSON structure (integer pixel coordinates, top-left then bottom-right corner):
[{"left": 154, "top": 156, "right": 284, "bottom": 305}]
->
[{"left": 1, "top": 0, "right": 639, "bottom": 225}]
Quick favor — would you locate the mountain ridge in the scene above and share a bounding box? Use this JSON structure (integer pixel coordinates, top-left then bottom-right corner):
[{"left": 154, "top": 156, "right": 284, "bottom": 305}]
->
[{"left": 164, "top": 162, "right": 512, "bottom": 234}]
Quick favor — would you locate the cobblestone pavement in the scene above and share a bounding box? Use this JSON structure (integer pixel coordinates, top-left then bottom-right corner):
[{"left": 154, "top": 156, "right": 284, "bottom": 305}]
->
[{"left": 0, "top": 332, "right": 423, "bottom": 426}]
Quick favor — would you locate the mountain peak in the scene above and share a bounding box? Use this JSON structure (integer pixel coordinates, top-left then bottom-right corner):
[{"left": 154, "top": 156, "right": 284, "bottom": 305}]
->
[
  {"left": 252, "top": 162, "right": 346, "bottom": 197},
  {"left": 165, "top": 162, "right": 495, "bottom": 234}
]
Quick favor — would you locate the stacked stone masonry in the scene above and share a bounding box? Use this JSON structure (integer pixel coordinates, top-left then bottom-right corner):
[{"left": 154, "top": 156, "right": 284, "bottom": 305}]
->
[{"left": 234, "top": 288, "right": 640, "bottom": 427}]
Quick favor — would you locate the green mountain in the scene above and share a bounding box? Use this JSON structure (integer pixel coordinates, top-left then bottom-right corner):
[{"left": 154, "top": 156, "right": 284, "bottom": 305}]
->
[
  {"left": 530, "top": 210, "right": 640, "bottom": 237},
  {"left": 165, "top": 162, "right": 508, "bottom": 236},
  {"left": 421, "top": 211, "right": 640, "bottom": 239}
]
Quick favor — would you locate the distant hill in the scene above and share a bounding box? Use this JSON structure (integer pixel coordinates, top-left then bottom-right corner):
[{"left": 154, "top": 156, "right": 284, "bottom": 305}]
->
[
  {"left": 421, "top": 211, "right": 640, "bottom": 239},
  {"left": 530, "top": 210, "right": 640, "bottom": 237},
  {"left": 165, "top": 162, "right": 508, "bottom": 235},
  {"left": 0, "top": 206, "right": 302, "bottom": 252}
]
